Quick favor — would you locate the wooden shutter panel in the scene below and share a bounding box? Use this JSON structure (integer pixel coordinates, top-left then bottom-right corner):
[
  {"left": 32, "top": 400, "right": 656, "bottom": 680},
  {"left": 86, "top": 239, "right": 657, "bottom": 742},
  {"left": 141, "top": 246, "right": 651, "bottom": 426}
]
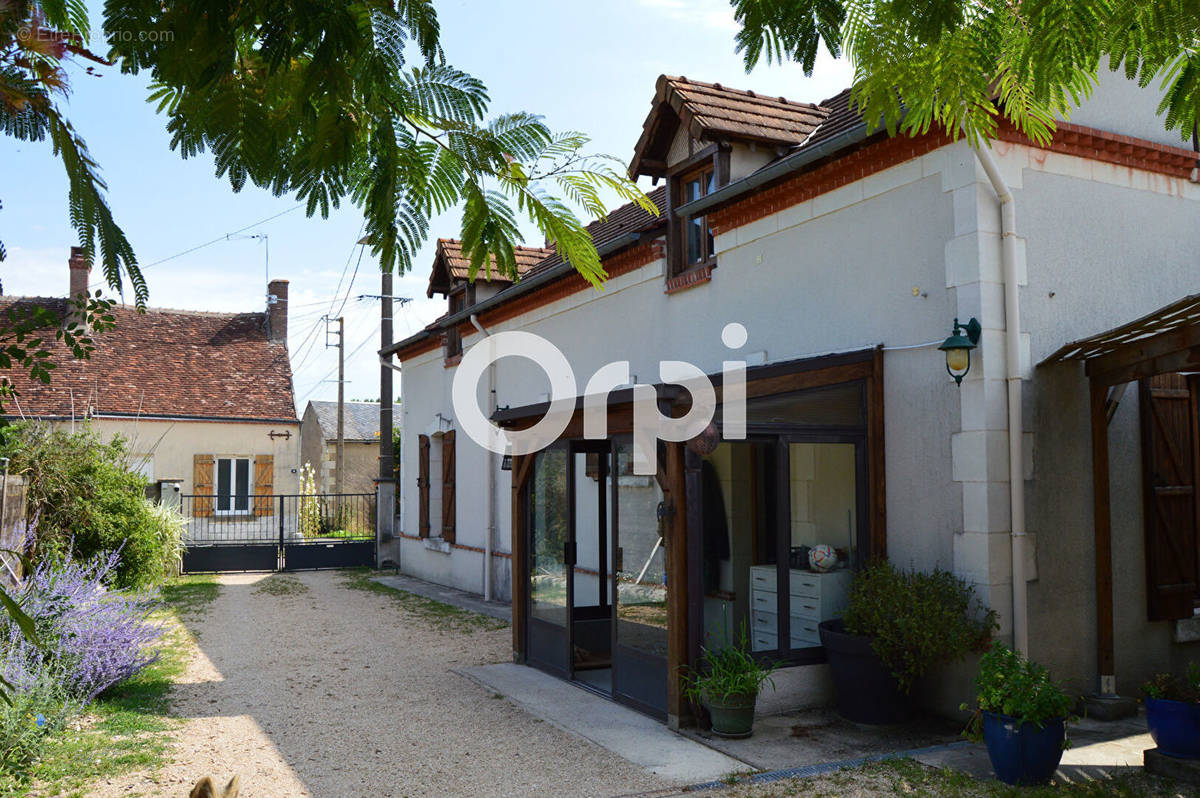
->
[
  {"left": 442, "top": 430, "right": 456, "bottom": 543},
  {"left": 1139, "top": 374, "right": 1200, "bottom": 621},
  {"left": 193, "top": 454, "right": 214, "bottom": 517},
  {"left": 418, "top": 435, "right": 430, "bottom": 538},
  {"left": 254, "top": 455, "right": 274, "bottom": 517}
]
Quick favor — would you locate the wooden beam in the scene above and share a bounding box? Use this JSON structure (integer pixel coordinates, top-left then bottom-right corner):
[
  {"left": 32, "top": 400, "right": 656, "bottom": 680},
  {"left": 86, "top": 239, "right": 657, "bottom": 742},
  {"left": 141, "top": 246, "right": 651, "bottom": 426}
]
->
[
  {"left": 740, "top": 361, "right": 873, "bottom": 402},
  {"left": 684, "top": 449, "right": 705, "bottom": 707},
  {"left": 1090, "top": 381, "right": 1116, "bottom": 685},
  {"left": 1086, "top": 322, "right": 1200, "bottom": 382},
  {"left": 867, "top": 346, "right": 887, "bottom": 561},
  {"left": 665, "top": 441, "right": 689, "bottom": 728},
  {"left": 510, "top": 454, "right": 528, "bottom": 663},
  {"left": 513, "top": 451, "right": 535, "bottom": 494},
  {"left": 1089, "top": 344, "right": 1200, "bottom": 388}
]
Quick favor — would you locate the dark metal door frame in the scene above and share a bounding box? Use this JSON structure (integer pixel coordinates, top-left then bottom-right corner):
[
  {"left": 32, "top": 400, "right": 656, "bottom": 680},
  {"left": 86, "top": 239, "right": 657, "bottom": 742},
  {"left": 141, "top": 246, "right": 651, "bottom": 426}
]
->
[{"left": 567, "top": 439, "right": 612, "bottom": 684}]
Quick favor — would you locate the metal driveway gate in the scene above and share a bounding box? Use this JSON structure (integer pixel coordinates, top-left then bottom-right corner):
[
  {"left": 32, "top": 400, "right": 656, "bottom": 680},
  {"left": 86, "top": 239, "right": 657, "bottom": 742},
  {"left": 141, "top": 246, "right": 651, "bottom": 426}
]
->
[{"left": 180, "top": 493, "right": 376, "bottom": 573}]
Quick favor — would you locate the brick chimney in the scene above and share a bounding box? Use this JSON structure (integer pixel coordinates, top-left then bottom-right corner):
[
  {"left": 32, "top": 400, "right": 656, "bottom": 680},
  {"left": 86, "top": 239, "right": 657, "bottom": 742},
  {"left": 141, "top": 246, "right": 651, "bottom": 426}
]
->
[
  {"left": 68, "top": 247, "right": 91, "bottom": 329},
  {"left": 69, "top": 247, "right": 90, "bottom": 300},
  {"left": 267, "top": 279, "right": 289, "bottom": 345}
]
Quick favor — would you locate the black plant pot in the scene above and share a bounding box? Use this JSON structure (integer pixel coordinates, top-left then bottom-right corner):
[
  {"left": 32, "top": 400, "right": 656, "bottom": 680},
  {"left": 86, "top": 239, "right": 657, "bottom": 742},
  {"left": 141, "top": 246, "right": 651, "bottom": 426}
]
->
[{"left": 819, "top": 619, "right": 912, "bottom": 724}]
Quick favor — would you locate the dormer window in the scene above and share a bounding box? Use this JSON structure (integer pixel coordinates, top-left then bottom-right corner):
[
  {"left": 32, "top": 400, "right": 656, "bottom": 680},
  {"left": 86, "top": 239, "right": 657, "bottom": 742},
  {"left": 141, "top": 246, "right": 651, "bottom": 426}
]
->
[
  {"left": 445, "top": 289, "right": 466, "bottom": 362},
  {"left": 666, "top": 151, "right": 724, "bottom": 284},
  {"left": 681, "top": 164, "right": 716, "bottom": 270}
]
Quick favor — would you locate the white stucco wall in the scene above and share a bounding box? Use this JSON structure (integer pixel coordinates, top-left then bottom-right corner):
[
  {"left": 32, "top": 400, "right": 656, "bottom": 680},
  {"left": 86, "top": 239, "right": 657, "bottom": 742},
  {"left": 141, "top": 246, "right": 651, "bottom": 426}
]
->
[
  {"left": 398, "top": 72, "right": 1200, "bottom": 705},
  {"left": 68, "top": 416, "right": 301, "bottom": 497},
  {"left": 1008, "top": 149, "right": 1200, "bottom": 695}
]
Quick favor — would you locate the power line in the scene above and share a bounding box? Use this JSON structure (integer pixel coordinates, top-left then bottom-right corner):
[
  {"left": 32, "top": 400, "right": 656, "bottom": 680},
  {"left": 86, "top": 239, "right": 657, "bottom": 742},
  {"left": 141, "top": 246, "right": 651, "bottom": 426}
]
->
[
  {"left": 90, "top": 204, "right": 303, "bottom": 290},
  {"left": 289, "top": 315, "right": 330, "bottom": 375},
  {"left": 331, "top": 243, "right": 367, "bottom": 320},
  {"left": 296, "top": 325, "right": 377, "bottom": 404},
  {"left": 326, "top": 220, "right": 367, "bottom": 319}
]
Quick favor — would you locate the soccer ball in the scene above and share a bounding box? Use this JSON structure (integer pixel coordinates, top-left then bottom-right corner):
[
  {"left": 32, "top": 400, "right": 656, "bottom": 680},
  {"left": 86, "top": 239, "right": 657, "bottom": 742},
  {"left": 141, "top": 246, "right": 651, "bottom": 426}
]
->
[{"left": 808, "top": 544, "right": 838, "bottom": 572}]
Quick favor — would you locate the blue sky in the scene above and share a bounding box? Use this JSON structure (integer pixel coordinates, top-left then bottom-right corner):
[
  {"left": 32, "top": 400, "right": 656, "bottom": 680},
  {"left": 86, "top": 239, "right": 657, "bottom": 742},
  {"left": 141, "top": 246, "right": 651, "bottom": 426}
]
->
[{"left": 0, "top": 0, "right": 853, "bottom": 412}]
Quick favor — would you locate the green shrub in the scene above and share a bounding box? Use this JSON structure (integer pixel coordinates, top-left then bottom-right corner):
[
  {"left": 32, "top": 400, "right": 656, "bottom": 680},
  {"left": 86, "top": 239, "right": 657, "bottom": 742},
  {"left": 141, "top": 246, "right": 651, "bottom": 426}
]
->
[
  {"left": 967, "top": 642, "right": 1074, "bottom": 732},
  {"left": 683, "top": 624, "right": 777, "bottom": 702},
  {"left": 841, "top": 562, "right": 997, "bottom": 693},
  {"left": 1143, "top": 662, "right": 1200, "bottom": 703},
  {"left": 0, "top": 423, "right": 182, "bottom": 588}
]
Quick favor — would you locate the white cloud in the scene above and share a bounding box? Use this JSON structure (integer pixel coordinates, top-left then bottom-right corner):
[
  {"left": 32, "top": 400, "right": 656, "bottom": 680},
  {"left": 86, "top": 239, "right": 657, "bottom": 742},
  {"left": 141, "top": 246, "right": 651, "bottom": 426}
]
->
[{"left": 636, "top": 0, "right": 739, "bottom": 31}]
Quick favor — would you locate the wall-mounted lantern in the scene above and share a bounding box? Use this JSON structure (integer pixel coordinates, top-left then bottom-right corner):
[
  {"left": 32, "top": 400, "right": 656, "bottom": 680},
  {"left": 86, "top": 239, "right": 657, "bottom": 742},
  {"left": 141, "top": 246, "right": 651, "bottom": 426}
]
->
[{"left": 939, "top": 317, "right": 981, "bottom": 385}]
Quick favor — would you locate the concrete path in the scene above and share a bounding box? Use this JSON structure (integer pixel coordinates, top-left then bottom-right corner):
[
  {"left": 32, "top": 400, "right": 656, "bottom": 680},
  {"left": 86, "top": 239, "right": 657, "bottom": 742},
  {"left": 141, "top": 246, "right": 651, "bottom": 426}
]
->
[
  {"left": 459, "top": 663, "right": 754, "bottom": 783},
  {"left": 372, "top": 572, "right": 512, "bottom": 621},
  {"left": 915, "top": 714, "right": 1154, "bottom": 783}
]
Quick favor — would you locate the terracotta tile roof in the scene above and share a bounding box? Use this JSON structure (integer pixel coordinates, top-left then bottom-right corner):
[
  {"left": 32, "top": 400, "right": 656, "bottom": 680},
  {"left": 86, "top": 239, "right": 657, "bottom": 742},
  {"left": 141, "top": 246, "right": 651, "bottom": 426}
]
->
[
  {"left": 0, "top": 298, "right": 298, "bottom": 422},
  {"left": 665, "top": 75, "right": 827, "bottom": 144},
  {"left": 801, "top": 89, "right": 861, "bottom": 150},
  {"left": 526, "top": 186, "right": 668, "bottom": 276},
  {"left": 630, "top": 75, "right": 831, "bottom": 178},
  {"left": 427, "top": 239, "right": 553, "bottom": 297}
]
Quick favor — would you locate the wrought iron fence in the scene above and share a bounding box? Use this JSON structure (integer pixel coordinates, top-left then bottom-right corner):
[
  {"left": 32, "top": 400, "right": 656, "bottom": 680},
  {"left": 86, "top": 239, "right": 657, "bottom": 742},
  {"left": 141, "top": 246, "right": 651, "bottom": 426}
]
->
[{"left": 181, "top": 493, "right": 376, "bottom": 546}]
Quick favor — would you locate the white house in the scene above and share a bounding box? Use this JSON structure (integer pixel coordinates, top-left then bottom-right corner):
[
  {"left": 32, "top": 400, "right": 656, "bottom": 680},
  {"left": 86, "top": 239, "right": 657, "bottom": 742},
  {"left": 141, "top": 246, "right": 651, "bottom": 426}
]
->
[{"left": 385, "top": 72, "right": 1200, "bottom": 727}]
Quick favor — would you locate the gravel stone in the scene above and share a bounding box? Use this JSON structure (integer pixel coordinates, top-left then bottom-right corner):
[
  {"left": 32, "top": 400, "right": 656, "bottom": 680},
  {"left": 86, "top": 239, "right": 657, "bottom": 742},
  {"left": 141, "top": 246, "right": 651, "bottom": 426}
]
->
[{"left": 89, "top": 571, "right": 673, "bottom": 797}]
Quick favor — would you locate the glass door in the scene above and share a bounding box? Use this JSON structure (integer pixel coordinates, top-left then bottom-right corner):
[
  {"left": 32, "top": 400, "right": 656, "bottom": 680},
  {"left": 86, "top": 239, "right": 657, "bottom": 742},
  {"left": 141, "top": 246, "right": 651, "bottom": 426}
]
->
[
  {"left": 527, "top": 446, "right": 570, "bottom": 677},
  {"left": 569, "top": 442, "right": 613, "bottom": 693},
  {"left": 611, "top": 438, "right": 668, "bottom": 718}
]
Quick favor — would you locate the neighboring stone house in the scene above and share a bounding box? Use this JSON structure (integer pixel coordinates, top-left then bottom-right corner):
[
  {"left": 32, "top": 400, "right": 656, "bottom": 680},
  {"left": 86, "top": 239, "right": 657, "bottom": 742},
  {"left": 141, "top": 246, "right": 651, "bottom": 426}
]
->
[
  {"left": 0, "top": 249, "right": 301, "bottom": 513},
  {"left": 300, "top": 400, "right": 381, "bottom": 496},
  {"left": 386, "top": 72, "right": 1200, "bottom": 727}
]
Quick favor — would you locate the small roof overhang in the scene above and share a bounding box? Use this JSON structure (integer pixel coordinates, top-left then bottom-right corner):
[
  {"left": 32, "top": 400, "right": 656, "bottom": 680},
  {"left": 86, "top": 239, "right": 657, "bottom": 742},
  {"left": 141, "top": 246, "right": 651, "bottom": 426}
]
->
[{"left": 1040, "top": 293, "right": 1200, "bottom": 386}]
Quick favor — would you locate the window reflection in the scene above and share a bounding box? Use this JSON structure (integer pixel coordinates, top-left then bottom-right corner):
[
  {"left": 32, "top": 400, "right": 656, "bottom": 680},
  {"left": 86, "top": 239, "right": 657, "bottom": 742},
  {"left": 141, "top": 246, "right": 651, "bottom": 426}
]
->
[
  {"left": 530, "top": 448, "right": 568, "bottom": 624},
  {"left": 701, "top": 440, "right": 857, "bottom": 655}
]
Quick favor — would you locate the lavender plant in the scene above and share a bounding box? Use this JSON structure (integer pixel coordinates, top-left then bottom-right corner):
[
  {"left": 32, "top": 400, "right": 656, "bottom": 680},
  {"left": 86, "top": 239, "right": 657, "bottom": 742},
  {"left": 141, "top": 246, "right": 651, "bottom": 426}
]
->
[
  {"left": 0, "top": 667, "right": 75, "bottom": 776},
  {"left": 3, "top": 551, "right": 162, "bottom": 702}
]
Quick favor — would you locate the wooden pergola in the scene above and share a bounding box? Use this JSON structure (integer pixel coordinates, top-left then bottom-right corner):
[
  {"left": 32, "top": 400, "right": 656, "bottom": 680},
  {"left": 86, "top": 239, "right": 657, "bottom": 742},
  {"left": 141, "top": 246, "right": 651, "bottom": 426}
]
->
[{"left": 1042, "top": 293, "right": 1200, "bottom": 694}]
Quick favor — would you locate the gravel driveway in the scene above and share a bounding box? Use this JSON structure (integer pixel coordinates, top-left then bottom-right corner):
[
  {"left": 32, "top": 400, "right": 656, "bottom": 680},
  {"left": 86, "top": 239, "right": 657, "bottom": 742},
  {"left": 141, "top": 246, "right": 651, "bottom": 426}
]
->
[{"left": 96, "top": 570, "right": 673, "bottom": 798}]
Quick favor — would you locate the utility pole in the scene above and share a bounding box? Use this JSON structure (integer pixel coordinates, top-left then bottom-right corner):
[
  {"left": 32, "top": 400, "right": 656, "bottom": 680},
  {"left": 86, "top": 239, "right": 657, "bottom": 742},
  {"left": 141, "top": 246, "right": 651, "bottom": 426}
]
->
[
  {"left": 377, "top": 268, "right": 395, "bottom": 568},
  {"left": 325, "top": 316, "right": 346, "bottom": 501},
  {"left": 336, "top": 316, "right": 345, "bottom": 498}
]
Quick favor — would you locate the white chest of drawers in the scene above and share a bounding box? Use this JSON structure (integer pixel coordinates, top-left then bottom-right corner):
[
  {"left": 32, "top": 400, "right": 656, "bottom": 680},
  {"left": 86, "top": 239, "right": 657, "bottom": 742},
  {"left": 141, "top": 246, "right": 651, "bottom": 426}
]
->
[{"left": 748, "top": 565, "right": 852, "bottom": 651}]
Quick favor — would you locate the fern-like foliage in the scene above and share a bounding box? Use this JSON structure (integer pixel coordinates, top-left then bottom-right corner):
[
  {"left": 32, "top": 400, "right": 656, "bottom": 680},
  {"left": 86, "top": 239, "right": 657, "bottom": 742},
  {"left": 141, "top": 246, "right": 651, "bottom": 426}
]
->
[
  {"left": 0, "top": 1, "right": 144, "bottom": 303},
  {"left": 103, "top": 0, "right": 657, "bottom": 283},
  {"left": 734, "top": 0, "right": 1200, "bottom": 145}
]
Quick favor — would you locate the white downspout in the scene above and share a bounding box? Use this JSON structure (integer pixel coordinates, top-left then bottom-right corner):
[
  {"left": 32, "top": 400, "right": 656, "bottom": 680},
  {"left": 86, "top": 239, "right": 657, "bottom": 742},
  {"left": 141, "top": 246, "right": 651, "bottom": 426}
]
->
[
  {"left": 470, "top": 313, "right": 496, "bottom": 603},
  {"left": 971, "top": 140, "right": 1029, "bottom": 657}
]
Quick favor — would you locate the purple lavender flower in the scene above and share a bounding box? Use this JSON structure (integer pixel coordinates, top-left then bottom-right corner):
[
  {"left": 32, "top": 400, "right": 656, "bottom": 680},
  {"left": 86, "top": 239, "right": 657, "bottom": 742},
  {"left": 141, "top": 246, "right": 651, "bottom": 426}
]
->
[{"left": 1, "top": 550, "right": 163, "bottom": 703}]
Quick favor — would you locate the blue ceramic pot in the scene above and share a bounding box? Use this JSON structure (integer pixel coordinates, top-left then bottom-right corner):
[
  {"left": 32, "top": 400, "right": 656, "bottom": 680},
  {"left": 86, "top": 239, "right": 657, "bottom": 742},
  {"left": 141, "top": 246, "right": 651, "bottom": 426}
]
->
[
  {"left": 1145, "top": 697, "right": 1200, "bottom": 759},
  {"left": 982, "top": 711, "right": 1065, "bottom": 786}
]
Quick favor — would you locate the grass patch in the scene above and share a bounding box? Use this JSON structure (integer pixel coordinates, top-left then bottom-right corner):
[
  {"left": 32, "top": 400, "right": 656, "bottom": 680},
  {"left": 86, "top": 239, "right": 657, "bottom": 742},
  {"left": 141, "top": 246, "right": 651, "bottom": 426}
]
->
[
  {"left": 341, "top": 568, "right": 508, "bottom": 634},
  {"left": 161, "top": 573, "right": 220, "bottom": 618},
  {"left": 252, "top": 573, "right": 309, "bottom": 596},
  {"left": 709, "top": 759, "right": 1192, "bottom": 798},
  {"left": 12, "top": 574, "right": 219, "bottom": 798}
]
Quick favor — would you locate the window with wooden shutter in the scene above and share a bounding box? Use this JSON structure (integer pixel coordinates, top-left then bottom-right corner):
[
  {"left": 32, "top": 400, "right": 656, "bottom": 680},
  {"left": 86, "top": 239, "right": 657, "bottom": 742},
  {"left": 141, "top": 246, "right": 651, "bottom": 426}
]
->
[
  {"left": 1139, "top": 373, "right": 1200, "bottom": 621},
  {"left": 193, "top": 454, "right": 214, "bottom": 517},
  {"left": 418, "top": 435, "right": 430, "bottom": 538},
  {"left": 442, "top": 430, "right": 456, "bottom": 543},
  {"left": 254, "top": 455, "right": 274, "bottom": 517}
]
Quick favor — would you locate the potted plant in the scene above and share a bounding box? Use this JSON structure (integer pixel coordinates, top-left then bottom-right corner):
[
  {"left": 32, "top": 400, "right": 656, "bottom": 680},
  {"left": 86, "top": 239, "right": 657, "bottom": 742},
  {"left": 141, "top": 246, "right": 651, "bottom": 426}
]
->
[
  {"left": 684, "top": 626, "right": 777, "bottom": 738},
  {"left": 1143, "top": 663, "right": 1200, "bottom": 759},
  {"left": 818, "top": 562, "right": 996, "bottom": 724},
  {"left": 964, "top": 642, "right": 1074, "bottom": 786}
]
